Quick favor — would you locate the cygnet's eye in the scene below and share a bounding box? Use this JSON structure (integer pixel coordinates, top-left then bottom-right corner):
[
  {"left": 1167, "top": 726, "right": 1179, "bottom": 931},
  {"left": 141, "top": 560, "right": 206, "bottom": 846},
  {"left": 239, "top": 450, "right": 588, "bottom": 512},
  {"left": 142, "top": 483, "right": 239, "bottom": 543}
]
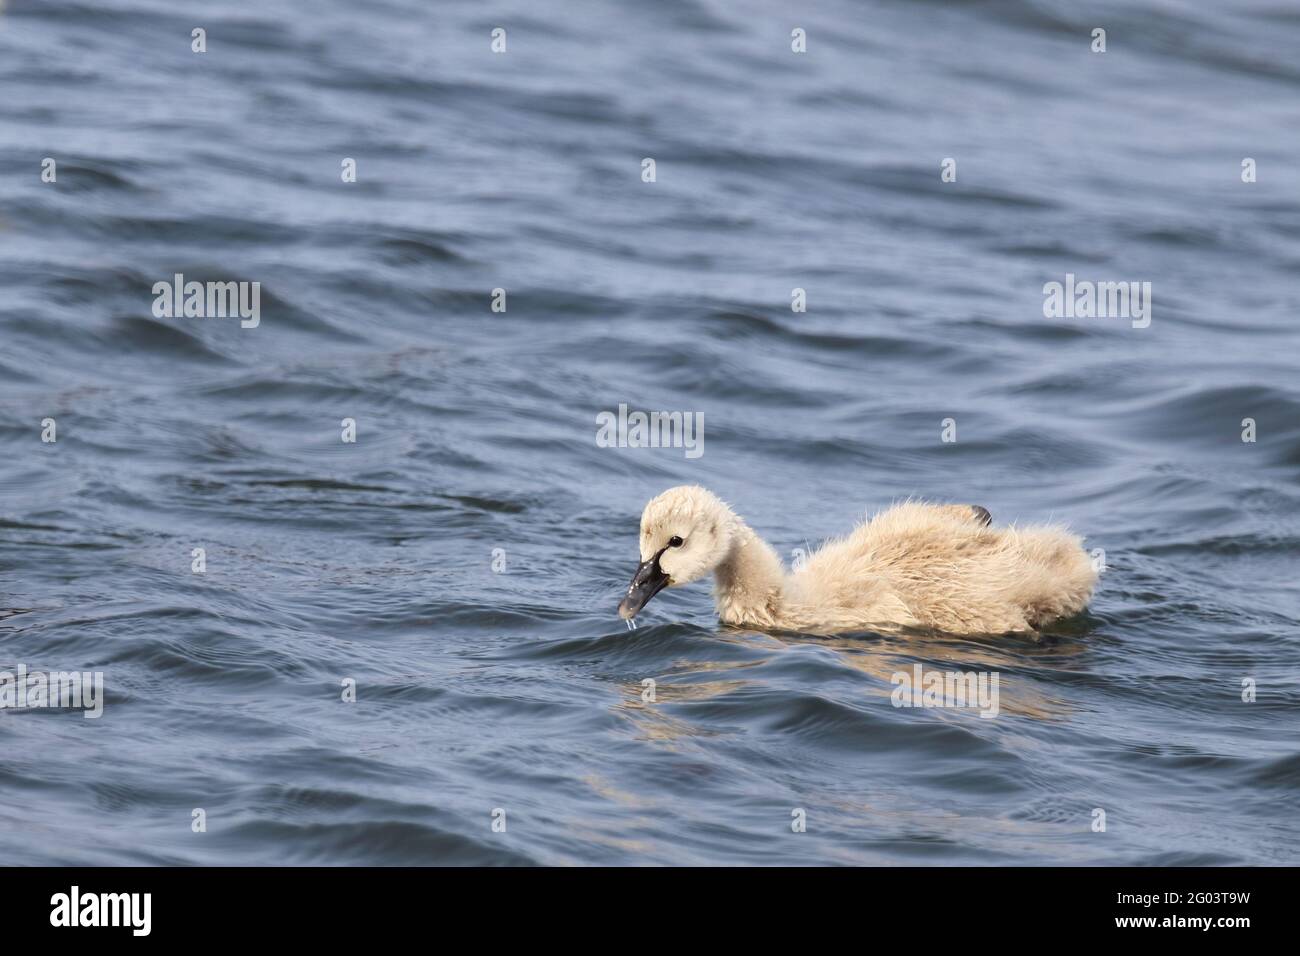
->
[{"left": 668, "top": 535, "right": 684, "bottom": 548}]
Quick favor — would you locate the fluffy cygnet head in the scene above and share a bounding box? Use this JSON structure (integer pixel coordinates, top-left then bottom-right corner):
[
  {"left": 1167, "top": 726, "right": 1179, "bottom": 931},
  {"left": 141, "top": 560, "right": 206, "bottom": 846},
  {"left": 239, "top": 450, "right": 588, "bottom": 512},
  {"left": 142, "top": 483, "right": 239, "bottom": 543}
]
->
[{"left": 618, "top": 485, "right": 737, "bottom": 620}]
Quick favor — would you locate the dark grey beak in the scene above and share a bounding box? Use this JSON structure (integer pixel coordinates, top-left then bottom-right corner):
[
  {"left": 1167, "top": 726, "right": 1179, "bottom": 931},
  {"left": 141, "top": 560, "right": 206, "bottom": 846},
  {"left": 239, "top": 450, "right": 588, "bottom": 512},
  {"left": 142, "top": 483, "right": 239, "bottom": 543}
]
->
[{"left": 618, "top": 550, "right": 670, "bottom": 620}]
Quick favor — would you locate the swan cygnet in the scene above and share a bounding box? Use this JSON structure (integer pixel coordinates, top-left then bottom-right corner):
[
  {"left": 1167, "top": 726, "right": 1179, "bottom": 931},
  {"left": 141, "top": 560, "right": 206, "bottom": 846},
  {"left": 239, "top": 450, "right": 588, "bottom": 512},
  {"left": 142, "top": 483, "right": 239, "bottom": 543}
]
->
[{"left": 618, "top": 485, "right": 1097, "bottom": 635}]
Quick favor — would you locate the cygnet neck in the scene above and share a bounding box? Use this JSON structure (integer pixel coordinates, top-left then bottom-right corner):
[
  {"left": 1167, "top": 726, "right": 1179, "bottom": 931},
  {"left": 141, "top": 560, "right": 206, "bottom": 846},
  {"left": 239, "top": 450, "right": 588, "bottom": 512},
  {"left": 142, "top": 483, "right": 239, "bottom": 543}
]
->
[{"left": 711, "top": 517, "right": 786, "bottom": 627}]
